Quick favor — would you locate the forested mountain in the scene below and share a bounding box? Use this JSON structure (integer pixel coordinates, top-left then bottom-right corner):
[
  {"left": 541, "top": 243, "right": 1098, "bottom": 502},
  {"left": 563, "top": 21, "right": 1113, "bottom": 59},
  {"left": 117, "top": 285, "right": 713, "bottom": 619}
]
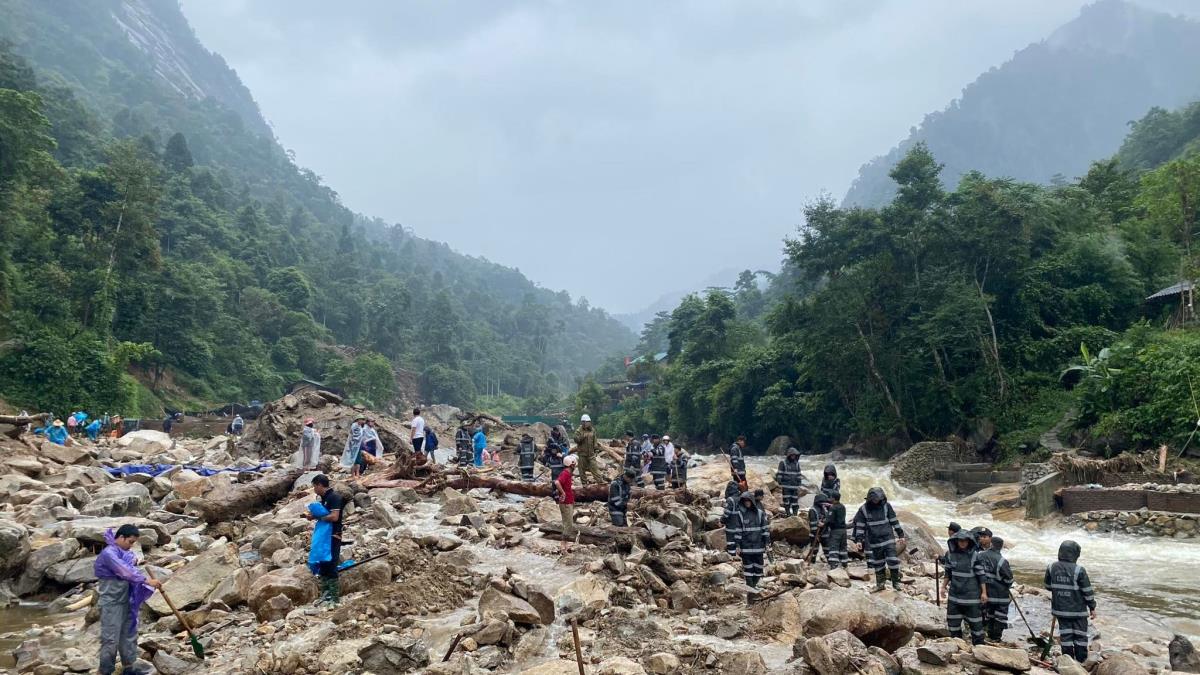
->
[
  {"left": 0, "top": 0, "right": 633, "bottom": 416},
  {"left": 586, "top": 99, "right": 1200, "bottom": 460},
  {"left": 843, "top": 0, "right": 1200, "bottom": 208}
]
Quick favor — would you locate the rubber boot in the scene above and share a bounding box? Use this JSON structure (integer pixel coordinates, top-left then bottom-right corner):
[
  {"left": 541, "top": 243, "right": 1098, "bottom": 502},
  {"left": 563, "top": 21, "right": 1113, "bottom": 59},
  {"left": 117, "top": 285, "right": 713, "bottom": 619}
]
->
[
  {"left": 874, "top": 569, "right": 886, "bottom": 592},
  {"left": 314, "top": 578, "right": 330, "bottom": 606},
  {"left": 327, "top": 578, "right": 341, "bottom": 607},
  {"left": 890, "top": 568, "right": 902, "bottom": 591}
]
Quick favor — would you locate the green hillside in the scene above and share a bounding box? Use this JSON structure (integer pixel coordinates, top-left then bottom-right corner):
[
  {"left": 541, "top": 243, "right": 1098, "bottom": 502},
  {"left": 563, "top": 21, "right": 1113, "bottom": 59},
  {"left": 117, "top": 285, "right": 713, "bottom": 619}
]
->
[{"left": 0, "top": 0, "right": 634, "bottom": 416}]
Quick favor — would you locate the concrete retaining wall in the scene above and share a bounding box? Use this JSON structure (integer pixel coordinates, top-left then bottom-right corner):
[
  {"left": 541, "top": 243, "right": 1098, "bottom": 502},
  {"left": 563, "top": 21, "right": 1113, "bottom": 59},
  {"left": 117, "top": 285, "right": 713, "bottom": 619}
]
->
[
  {"left": 1024, "top": 472, "right": 1063, "bottom": 519},
  {"left": 932, "top": 463, "right": 1022, "bottom": 495}
]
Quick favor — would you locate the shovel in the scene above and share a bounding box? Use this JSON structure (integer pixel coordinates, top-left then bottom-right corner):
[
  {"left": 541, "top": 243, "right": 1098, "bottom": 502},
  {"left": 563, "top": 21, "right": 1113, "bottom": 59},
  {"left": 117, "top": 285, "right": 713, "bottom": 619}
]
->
[
  {"left": 145, "top": 567, "right": 205, "bottom": 659},
  {"left": 1010, "top": 595, "right": 1050, "bottom": 653}
]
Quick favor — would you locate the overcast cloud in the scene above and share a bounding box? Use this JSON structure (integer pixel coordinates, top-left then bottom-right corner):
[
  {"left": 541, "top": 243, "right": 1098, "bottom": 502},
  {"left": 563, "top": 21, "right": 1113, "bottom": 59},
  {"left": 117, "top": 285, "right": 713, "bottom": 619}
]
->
[{"left": 180, "top": 0, "right": 1102, "bottom": 314}]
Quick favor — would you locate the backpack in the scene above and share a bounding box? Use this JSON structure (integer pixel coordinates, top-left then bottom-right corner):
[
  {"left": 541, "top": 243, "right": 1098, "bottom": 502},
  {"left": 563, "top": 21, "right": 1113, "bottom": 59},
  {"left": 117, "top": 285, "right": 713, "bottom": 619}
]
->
[{"left": 425, "top": 428, "right": 439, "bottom": 451}]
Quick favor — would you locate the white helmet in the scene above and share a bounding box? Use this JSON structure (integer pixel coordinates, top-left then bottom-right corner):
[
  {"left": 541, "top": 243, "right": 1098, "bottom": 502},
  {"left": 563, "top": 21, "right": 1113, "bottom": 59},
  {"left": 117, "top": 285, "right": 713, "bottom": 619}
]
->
[
  {"left": 580, "top": 414, "right": 592, "bottom": 423},
  {"left": 563, "top": 454, "right": 578, "bottom": 466}
]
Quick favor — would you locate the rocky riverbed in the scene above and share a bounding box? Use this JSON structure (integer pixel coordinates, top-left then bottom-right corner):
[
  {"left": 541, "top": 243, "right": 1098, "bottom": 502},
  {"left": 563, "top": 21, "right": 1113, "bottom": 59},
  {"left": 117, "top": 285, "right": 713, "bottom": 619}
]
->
[{"left": 1, "top": 407, "right": 1196, "bottom": 674}]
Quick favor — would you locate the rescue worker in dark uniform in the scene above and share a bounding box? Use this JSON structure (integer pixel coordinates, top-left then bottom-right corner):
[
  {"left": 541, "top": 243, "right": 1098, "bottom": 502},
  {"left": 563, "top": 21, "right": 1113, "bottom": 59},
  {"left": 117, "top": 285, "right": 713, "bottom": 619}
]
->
[
  {"left": 940, "top": 529, "right": 988, "bottom": 645},
  {"left": 945, "top": 521, "right": 962, "bottom": 555},
  {"left": 729, "top": 490, "right": 770, "bottom": 604},
  {"left": 976, "top": 531, "right": 1013, "bottom": 641},
  {"left": 542, "top": 440, "right": 565, "bottom": 484},
  {"left": 623, "top": 431, "right": 644, "bottom": 487},
  {"left": 454, "top": 424, "right": 473, "bottom": 467},
  {"left": 1045, "top": 540, "right": 1096, "bottom": 664},
  {"left": 727, "top": 435, "right": 748, "bottom": 477},
  {"left": 608, "top": 467, "right": 637, "bottom": 526},
  {"left": 775, "top": 447, "right": 804, "bottom": 516},
  {"left": 851, "top": 487, "right": 906, "bottom": 591},
  {"left": 670, "top": 448, "right": 689, "bottom": 488},
  {"left": 721, "top": 471, "right": 746, "bottom": 555},
  {"left": 820, "top": 463, "right": 840, "bottom": 496},
  {"left": 517, "top": 433, "right": 537, "bottom": 482},
  {"left": 808, "top": 492, "right": 832, "bottom": 561},
  {"left": 825, "top": 490, "right": 849, "bottom": 568},
  {"left": 648, "top": 434, "right": 668, "bottom": 490}
]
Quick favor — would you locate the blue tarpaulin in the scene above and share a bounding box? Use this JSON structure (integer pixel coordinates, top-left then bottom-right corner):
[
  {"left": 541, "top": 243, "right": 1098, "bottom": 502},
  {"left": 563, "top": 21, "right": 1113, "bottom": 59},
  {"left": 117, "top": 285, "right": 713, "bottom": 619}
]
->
[{"left": 102, "top": 462, "right": 273, "bottom": 478}]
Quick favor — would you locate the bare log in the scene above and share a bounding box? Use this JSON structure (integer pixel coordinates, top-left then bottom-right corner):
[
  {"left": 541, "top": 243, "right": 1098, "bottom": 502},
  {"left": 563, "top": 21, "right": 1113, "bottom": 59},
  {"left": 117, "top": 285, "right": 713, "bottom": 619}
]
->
[
  {"left": 0, "top": 413, "right": 50, "bottom": 425},
  {"left": 186, "top": 469, "right": 305, "bottom": 523},
  {"left": 537, "top": 521, "right": 656, "bottom": 546}
]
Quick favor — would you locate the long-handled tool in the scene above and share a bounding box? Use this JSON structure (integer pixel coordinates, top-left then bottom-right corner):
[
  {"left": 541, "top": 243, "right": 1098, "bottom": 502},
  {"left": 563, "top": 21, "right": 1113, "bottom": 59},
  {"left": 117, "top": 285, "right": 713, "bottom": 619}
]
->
[
  {"left": 570, "top": 617, "right": 585, "bottom": 675},
  {"left": 1041, "top": 616, "right": 1056, "bottom": 661},
  {"left": 806, "top": 524, "right": 826, "bottom": 564},
  {"left": 145, "top": 567, "right": 205, "bottom": 659},
  {"left": 1009, "top": 595, "right": 1051, "bottom": 653},
  {"left": 335, "top": 551, "right": 389, "bottom": 573},
  {"left": 934, "top": 557, "right": 940, "bottom": 608}
]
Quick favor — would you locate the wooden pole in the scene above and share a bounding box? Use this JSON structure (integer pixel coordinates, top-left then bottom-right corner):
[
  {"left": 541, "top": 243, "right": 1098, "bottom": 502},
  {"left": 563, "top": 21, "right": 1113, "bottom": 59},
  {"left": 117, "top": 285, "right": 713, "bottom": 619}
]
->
[
  {"left": 571, "top": 617, "right": 585, "bottom": 675},
  {"left": 442, "top": 633, "right": 464, "bottom": 662}
]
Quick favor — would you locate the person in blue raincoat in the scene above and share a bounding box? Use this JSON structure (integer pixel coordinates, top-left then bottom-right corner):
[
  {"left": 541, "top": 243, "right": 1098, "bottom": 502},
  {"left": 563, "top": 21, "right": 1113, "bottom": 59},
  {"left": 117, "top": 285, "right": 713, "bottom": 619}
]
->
[
  {"left": 46, "top": 419, "right": 74, "bottom": 446},
  {"left": 85, "top": 418, "right": 103, "bottom": 442},
  {"left": 472, "top": 425, "right": 487, "bottom": 467}
]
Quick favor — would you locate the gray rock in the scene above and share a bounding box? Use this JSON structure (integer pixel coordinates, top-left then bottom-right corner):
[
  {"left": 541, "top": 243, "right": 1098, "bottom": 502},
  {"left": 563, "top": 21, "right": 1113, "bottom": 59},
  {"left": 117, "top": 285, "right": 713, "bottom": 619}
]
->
[
  {"left": 81, "top": 482, "right": 152, "bottom": 518},
  {"left": 15, "top": 538, "right": 81, "bottom": 595},
  {"left": 0, "top": 520, "right": 31, "bottom": 576},
  {"left": 1172, "top": 634, "right": 1200, "bottom": 673},
  {"left": 152, "top": 650, "right": 200, "bottom": 675},
  {"left": 46, "top": 556, "right": 98, "bottom": 585},
  {"left": 358, "top": 635, "right": 430, "bottom": 673}
]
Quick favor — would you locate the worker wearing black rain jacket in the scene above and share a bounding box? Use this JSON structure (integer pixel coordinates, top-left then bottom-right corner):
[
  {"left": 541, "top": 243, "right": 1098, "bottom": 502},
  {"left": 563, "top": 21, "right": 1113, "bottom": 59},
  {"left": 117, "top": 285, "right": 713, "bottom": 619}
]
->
[
  {"left": 541, "top": 441, "right": 565, "bottom": 483},
  {"left": 728, "top": 436, "right": 748, "bottom": 477},
  {"left": 721, "top": 476, "right": 745, "bottom": 555},
  {"left": 455, "top": 426, "right": 473, "bottom": 467},
  {"left": 623, "top": 433, "right": 644, "bottom": 487},
  {"left": 517, "top": 434, "right": 537, "bottom": 482},
  {"left": 808, "top": 492, "right": 832, "bottom": 562},
  {"left": 941, "top": 530, "right": 988, "bottom": 645},
  {"left": 729, "top": 491, "right": 770, "bottom": 604},
  {"left": 851, "top": 487, "right": 906, "bottom": 591},
  {"left": 775, "top": 448, "right": 804, "bottom": 516},
  {"left": 978, "top": 535, "right": 1013, "bottom": 640},
  {"left": 649, "top": 440, "right": 668, "bottom": 490},
  {"left": 825, "top": 490, "right": 849, "bottom": 568},
  {"left": 1044, "top": 540, "right": 1096, "bottom": 664},
  {"left": 820, "top": 464, "right": 840, "bottom": 497},
  {"left": 608, "top": 468, "right": 636, "bottom": 527}
]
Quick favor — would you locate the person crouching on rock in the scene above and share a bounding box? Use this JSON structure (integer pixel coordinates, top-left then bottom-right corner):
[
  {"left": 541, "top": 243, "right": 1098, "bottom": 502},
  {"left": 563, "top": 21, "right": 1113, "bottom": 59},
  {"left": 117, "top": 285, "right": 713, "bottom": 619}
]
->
[
  {"left": 95, "top": 524, "right": 160, "bottom": 675},
  {"left": 553, "top": 454, "right": 578, "bottom": 554},
  {"left": 851, "top": 487, "right": 906, "bottom": 592},
  {"left": 609, "top": 467, "right": 637, "bottom": 526},
  {"left": 940, "top": 529, "right": 988, "bottom": 645}
]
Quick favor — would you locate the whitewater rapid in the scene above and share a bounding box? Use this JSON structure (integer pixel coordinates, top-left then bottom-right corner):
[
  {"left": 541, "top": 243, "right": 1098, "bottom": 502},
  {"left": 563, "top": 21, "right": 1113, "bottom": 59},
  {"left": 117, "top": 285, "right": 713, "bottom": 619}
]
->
[{"left": 741, "top": 454, "right": 1200, "bottom": 642}]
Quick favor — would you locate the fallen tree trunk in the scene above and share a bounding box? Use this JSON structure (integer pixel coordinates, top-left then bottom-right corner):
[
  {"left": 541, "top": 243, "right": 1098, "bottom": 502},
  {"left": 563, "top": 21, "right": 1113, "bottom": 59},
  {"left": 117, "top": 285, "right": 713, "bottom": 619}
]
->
[
  {"left": 537, "top": 521, "right": 656, "bottom": 546},
  {"left": 0, "top": 413, "right": 50, "bottom": 425},
  {"left": 438, "top": 475, "right": 691, "bottom": 502},
  {"left": 186, "top": 469, "right": 304, "bottom": 523}
]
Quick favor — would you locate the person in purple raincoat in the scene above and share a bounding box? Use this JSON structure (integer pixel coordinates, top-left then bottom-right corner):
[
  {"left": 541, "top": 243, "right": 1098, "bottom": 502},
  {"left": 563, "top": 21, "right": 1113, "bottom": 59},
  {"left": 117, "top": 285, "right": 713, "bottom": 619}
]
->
[{"left": 94, "top": 524, "right": 160, "bottom": 675}]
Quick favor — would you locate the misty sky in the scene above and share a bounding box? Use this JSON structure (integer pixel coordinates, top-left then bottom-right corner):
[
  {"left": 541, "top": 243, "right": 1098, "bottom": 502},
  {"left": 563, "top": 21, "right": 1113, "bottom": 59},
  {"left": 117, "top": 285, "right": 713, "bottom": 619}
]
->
[{"left": 179, "top": 1, "right": 1108, "bottom": 314}]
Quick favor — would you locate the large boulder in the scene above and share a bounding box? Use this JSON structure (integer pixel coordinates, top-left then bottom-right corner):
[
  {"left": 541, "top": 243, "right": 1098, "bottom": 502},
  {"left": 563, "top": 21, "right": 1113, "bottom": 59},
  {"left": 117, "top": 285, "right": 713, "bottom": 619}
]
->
[
  {"left": 58, "top": 517, "right": 170, "bottom": 548},
  {"left": 0, "top": 474, "right": 48, "bottom": 496},
  {"left": 15, "top": 538, "right": 81, "bottom": 595},
  {"left": 769, "top": 516, "right": 811, "bottom": 546},
  {"left": 767, "top": 436, "right": 795, "bottom": 455},
  {"left": 357, "top": 635, "right": 430, "bottom": 674},
  {"left": 40, "top": 465, "right": 111, "bottom": 489},
  {"left": 341, "top": 558, "right": 392, "bottom": 595},
  {"left": 81, "top": 482, "right": 153, "bottom": 518},
  {"left": 794, "top": 588, "right": 915, "bottom": 652},
  {"left": 117, "top": 429, "right": 174, "bottom": 452},
  {"left": 479, "top": 586, "right": 545, "bottom": 625},
  {"left": 803, "top": 630, "right": 870, "bottom": 675},
  {"left": 556, "top": 574, "right": 612, "bottom": 616},
  {"left": 39, "top": 440, "right": 91, "bottom": 466},
  {"left": 0, "top": 520, "right": 31, "bottom": 576},
  {"left": 146, "top": 542, "right": 239, "bottom": 616},
  {"left": 1172, "top": 634, "right": 1200, "bottom": 673},
  {"left": 46, "top": 555, "right": 98, "bottom": 584},
  {"left": 895, "top": 509, "right": 943, "bottom": 559},
  {"left": 206, "top": 568, "right": 251, "bottom": 607},
  {"left": 972, "top": 645, "right": 1031, "bottom": 672},
  {"left": 1094, "top": 654, "right": 1150, "bottom": 675},
  {"left": 440, "top": 489, "right": 478, "bottom": 517},
  {"left": 715, "top": 650, "right": 768, "bottom": 675},
  {"left": 248, "top": 565, "right": 319, "bottom": 621}
]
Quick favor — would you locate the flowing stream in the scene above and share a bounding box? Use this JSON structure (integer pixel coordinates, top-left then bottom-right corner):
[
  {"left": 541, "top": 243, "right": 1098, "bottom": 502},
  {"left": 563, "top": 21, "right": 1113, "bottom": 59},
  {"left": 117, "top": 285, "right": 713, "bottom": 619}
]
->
[{"left": 744, "top": 454, "right": 1200, "bottom": 644}]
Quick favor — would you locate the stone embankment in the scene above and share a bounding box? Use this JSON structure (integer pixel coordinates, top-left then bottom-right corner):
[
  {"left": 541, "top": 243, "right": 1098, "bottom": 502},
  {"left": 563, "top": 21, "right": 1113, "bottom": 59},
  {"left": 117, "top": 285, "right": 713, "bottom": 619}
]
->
[{"left": 1067, "top": 509, "right": 1200, "bottom": 538}]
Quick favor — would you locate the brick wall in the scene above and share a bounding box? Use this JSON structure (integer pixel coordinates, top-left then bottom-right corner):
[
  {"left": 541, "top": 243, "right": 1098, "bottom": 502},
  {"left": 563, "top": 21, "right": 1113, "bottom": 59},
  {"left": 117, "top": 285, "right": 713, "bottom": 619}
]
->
[{"left": 1061, "top": 488, "right": 1148, "bottom": 516}]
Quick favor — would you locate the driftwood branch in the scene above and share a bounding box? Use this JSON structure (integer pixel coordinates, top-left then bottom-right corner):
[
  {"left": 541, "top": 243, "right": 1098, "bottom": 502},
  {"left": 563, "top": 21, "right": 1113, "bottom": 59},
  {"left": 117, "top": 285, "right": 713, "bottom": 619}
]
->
[{"left": 185, "top": 469, "right": 304, "bottom": 523}]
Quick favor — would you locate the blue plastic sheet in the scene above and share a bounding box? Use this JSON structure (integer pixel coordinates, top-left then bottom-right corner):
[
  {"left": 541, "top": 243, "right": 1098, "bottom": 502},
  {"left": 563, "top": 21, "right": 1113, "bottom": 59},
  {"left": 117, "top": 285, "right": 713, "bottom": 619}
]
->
[{"left": 102, "top": 462, "right": 273, "bottom": 478}]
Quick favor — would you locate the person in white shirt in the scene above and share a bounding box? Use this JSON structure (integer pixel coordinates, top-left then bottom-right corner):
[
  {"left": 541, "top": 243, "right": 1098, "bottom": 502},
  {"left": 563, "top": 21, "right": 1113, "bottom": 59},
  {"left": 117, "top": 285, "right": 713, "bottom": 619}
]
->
[
  {"left": 410, "top": 408, "right": 427, "bottom": 456},
  {"left": 663, "top": 435, "right": 676, "bottom": 464}
]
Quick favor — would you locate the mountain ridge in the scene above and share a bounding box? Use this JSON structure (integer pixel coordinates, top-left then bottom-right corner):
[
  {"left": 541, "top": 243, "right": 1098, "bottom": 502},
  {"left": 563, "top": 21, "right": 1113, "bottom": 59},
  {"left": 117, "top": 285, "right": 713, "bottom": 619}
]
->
[{"left": 842, "top": 0, "right": 1200, "bottom": 208}]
